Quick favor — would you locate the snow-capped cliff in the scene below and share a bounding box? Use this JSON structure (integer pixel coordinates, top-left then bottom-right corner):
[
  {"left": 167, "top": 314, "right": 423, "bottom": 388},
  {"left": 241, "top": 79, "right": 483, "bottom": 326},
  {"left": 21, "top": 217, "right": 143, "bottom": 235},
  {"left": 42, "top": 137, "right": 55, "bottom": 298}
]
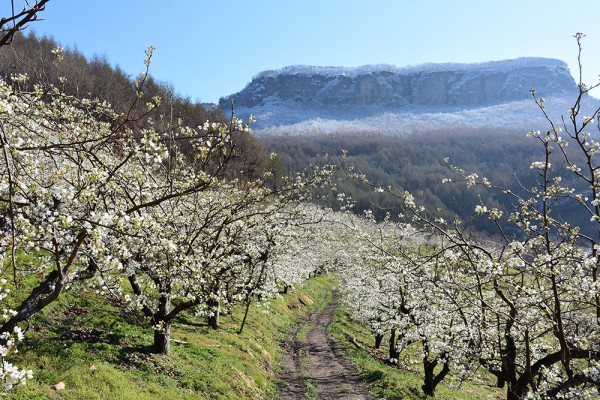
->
[{"left": 220, "top": 58, "right": 589, "bottom": 135}]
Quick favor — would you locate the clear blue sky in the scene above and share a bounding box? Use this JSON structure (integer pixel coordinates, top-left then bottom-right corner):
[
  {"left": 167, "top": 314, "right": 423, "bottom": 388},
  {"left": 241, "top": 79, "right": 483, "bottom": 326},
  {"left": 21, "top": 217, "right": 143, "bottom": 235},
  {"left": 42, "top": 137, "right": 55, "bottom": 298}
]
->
[{"left": 5, "top": 0, "right": 600, "bottom": 103}]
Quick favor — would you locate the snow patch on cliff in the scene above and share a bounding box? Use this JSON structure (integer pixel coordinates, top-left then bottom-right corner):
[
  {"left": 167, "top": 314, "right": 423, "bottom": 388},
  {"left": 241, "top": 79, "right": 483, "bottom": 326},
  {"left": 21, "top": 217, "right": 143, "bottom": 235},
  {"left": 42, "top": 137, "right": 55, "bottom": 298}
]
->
[
  {"left": 255, "top": 58, "right": 568, "bottom": 79},
  {"left": 234, "top": 96, "right": 600, "bottom": 137}
]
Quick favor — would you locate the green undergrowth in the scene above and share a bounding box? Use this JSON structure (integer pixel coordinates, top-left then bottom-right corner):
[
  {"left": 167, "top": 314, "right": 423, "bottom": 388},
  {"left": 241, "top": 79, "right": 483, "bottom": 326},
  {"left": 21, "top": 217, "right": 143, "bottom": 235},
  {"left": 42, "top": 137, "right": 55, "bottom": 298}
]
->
[
  {"left": 329, "top": 293, "right": 505, "bottom": 400},
  {"left": 4, "top": 275, "right": 335, "bottom": 400}
]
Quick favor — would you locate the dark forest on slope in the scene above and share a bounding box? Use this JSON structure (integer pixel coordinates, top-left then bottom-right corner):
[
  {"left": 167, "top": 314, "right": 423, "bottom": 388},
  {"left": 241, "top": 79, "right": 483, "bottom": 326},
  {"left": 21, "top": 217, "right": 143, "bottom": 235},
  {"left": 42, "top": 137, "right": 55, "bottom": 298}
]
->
[
  {"left": 263, "top": 128, "right": 590, "bottom": 237},
  {"left": 0, "top": 32, "right": 224, "bottom": 126}
]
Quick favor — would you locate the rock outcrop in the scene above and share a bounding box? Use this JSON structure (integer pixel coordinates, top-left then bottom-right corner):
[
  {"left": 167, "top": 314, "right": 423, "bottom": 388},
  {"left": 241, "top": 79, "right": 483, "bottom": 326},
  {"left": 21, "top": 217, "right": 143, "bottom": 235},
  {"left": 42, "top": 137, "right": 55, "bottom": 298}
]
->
[
  {"left": 219, "top": 58, "right": 594, "bottom": 135},
  {"left": 220, "top": 58, "right": 577, "bottom": 109}
]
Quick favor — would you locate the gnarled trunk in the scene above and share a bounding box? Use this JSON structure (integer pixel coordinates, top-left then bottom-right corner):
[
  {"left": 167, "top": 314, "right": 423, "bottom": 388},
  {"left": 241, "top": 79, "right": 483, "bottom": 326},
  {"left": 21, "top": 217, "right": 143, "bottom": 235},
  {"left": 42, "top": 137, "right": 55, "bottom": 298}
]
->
[
  {"left": 1, "top": 233, "right": 92, "bottom": 337},
  {"left": 422, "top": 348, "right": 450, "bottom": 397},
  {"left": 152, "top": 292, "right": 172, "bottom": 354},
  {"left": 0, "top": 270, "right": 62, "bottom": 336},
  {"left": 153, "top": 322, "right": 171, "bottom": 354}
]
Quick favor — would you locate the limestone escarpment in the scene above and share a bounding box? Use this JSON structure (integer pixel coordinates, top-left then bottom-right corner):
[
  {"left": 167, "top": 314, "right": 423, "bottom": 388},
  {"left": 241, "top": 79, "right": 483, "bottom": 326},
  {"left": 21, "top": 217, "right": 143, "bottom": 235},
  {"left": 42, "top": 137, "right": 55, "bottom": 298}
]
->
[
  {"left": 219, "top": 58, "right": 592, "bottom": 135},
  {"left": 220, "top": 58, "right": 577, "bottom": 109}
]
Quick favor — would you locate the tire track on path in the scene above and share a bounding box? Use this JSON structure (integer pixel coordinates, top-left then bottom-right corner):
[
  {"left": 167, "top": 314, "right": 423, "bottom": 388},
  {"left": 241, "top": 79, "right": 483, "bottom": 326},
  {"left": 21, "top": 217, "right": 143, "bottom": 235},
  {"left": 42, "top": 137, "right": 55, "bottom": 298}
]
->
[{"left": 277, "top": 290, "right": 373, "bottom": 400}]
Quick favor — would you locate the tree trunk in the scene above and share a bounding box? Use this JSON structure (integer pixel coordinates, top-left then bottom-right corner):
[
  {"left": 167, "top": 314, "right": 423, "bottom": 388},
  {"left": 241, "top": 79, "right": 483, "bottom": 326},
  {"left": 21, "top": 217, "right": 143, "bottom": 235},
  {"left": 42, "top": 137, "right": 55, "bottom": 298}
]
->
[
  {"left": 207, "top": 298, "right": 220, "bottom": 330},
  {"left": 503, "top": 334, "right": 518, "bottom": 399},
  {"left": 0, "top": 270, "right": 61, "bottom": 335},
  {"left": 421, "top": 356, "right": 451, "bottom": 397},
  {"left": 374, "top": 333, "right": 383, "bottom": 349},
  {"left": 1, "top": 238, "right": 94, "bottom": 337},
  {"left": 239, "top": 298, "right": 252, "bottom": 334},
  {"left": 152, "top": 292, "right": 172, "bottom": 354},
  {"left": 422, "top": 357, "right": 438, "bottom": 397},
  {"left": 506, "top": 385, "right": 528, "bottom": 400},
  {"left": 507, "top": 375, "right": 536, "bottom": 400},
  {"left": 388, "top": 328, "right": 398, "bottom": 360},
  {"left": 496, "top": 376, "right": 506, "bottom": 388},
  {"left": 153, "top": 322, "right": 171, "bottom": 354}
]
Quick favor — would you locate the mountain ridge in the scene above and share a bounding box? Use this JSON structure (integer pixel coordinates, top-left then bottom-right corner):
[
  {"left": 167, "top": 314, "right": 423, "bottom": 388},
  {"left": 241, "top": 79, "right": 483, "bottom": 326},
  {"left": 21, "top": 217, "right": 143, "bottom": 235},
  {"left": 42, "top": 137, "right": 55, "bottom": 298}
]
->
[
  {"left": 219, "top": 58, "right": 597, "bottom": 135},
  {"left": 252, "top": 57, "right": 570, "bottom": 80}
]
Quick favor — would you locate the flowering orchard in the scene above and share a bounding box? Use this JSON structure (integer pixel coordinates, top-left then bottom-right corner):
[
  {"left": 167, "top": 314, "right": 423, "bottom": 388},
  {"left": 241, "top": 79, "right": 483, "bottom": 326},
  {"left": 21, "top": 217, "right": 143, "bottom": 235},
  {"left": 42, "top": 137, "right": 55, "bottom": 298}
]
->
[
  {"left": 0, "top": 61, "right": 238, "bottom": 385},
  {"left": 1, "top": 16, "right": 599, "bottom": 399},
  {"left": 336, "top": 34, "right": 600, "bottom": 399},
  {"left": 0, "top": 43, "right": 338, "bottom": 393},
  {"left": 101, "top": 185, "right": 336, "bottom": 353}
]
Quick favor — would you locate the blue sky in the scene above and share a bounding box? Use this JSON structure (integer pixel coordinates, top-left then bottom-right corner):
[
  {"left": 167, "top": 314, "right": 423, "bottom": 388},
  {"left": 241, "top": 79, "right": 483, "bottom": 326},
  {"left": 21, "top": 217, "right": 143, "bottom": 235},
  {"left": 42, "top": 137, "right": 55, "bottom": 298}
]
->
[{"left": 4, "top": 0, "right": 600, "bottom": 103}]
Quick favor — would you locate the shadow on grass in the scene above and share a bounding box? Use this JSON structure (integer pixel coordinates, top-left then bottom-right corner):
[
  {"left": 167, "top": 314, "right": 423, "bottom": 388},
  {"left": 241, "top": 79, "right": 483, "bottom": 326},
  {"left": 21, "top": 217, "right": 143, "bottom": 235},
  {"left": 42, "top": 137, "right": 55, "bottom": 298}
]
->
[
  {"left": 173, "top": 314, "right": 211, "bottom": 329},
  {"left": 363, "top": 369, "right": 385, "bottom": 383}
]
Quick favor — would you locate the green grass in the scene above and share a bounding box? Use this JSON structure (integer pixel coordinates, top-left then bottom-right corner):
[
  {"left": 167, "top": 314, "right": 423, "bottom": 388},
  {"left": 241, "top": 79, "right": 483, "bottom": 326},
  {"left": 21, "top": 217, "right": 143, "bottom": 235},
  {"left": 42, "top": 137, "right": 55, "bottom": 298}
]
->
[
  {"left": 328, "top": 297, "right": 505, "bottom": 400},
  {"left": 303, "top": 381, "right": 319, "bottom": 400},
  {"left": 4, "top": 275, "right": 334, "bottom": 400},
  {"left": 4, "top": 272, "right": 508, "bottom": 400}
]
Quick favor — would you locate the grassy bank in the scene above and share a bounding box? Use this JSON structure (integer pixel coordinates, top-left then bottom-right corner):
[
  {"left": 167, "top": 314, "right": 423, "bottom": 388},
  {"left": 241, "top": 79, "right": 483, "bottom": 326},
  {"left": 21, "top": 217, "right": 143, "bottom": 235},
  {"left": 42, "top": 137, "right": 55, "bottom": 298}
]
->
[
  {"left": 5, "top": 275, "right": 335, "bottom": 400},
  {"left": 6, "top": 273, "right": 511, "bottom": 399}
]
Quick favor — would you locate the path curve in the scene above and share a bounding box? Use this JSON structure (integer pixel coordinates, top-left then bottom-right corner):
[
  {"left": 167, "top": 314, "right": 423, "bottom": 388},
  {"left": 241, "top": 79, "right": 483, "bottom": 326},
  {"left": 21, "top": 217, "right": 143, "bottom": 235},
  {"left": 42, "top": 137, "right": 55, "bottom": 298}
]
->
[{"left": 277, "top": 290, "right": 374, "bottom": 400}]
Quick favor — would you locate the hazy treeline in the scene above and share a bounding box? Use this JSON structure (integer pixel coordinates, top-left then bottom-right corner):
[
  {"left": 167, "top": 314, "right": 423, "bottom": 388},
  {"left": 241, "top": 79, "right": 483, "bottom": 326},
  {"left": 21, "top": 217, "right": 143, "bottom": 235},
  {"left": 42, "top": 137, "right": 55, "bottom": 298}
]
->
[{"left": 263, "top": 127, "right": 589, "bottom": 235}]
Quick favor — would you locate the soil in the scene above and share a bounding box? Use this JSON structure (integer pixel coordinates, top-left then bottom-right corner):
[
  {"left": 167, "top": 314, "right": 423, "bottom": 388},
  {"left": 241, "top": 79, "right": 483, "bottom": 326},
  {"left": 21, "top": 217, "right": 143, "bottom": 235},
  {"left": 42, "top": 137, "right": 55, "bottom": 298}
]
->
[{"left": 277, "top": 290, "right": 374, "bottom": 400}]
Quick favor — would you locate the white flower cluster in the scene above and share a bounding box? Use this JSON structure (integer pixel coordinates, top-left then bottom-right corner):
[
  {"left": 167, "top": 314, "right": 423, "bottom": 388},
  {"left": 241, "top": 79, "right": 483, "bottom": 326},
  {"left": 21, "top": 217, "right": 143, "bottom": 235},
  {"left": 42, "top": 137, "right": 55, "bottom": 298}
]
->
[{"left": 0, "top": 282, "right": 32, "bottom": 392}]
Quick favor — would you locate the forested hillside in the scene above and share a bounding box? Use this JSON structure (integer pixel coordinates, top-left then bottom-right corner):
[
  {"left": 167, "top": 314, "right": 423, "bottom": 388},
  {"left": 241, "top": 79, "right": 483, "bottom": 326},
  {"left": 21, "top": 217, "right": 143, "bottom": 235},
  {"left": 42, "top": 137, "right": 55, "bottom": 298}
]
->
[
  {"left": 1, "top": 31, "right": 283, "bottom": 183},
  {"left": 263, "top": 126, "right": 590, "bottom": 236},
  {"left": 0, "top": 32, "right": 224, "bottom": 126}
]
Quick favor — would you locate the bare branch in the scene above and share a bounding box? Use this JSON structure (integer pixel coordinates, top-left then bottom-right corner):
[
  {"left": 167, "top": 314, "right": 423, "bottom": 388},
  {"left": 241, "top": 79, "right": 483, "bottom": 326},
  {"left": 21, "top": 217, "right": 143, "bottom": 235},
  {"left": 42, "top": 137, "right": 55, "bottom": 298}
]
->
[{"left": 0, "top": 0, "right": 50, "bottom": 47}]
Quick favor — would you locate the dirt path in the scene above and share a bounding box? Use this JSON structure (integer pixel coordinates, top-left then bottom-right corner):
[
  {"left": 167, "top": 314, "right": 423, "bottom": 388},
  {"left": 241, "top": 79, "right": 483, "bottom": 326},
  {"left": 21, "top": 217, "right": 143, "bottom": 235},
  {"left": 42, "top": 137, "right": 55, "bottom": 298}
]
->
[{"left": 277, "top": 290, "right": 374, "bottom": 400}]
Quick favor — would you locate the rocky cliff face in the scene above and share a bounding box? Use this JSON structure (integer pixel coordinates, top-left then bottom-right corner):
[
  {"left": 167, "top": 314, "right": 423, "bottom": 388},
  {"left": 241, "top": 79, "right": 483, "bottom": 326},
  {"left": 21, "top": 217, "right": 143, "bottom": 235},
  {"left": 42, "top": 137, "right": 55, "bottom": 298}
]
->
[
  {"left": 220, "top": 58, "right": 577, "bottom": 109},
  {"left": 219, "top": 58, "right": 592, "bottom": 135}
]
